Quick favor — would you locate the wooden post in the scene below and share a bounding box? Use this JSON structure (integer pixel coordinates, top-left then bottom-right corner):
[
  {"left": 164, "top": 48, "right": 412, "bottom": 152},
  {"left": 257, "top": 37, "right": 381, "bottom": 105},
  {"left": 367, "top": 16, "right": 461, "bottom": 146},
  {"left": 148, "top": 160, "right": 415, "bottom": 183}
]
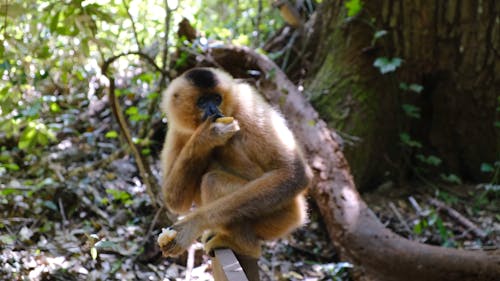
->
[{"left": 212, "top": 249, "right": 260, "bottom": 281}]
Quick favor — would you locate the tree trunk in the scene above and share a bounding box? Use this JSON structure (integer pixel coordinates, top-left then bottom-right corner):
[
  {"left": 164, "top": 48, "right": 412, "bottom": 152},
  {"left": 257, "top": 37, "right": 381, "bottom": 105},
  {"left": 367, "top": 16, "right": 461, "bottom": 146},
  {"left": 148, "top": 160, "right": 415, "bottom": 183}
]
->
[
  {"left": 306, "top": 0, "right": 500, "bottom": 188},
  {"left": 208, "top": 45, "right": 500, "bottom": 281}
]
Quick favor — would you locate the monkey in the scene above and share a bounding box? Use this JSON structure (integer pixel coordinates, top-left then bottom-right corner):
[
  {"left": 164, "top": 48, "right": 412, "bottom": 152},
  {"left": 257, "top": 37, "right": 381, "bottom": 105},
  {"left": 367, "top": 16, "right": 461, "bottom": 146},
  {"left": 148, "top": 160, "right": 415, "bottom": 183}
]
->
[{"left": 157, "top": 67, "right": 311, "bottom": 258}]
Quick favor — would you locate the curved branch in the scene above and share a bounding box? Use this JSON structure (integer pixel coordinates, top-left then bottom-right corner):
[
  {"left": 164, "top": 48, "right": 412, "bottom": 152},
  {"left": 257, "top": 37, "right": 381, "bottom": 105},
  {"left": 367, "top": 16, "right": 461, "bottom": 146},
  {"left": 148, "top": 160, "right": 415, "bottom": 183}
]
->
[
  {"left": 107, "top": 78, "right": 160, "bottom": 209},
  {"left": 208, "top": 45, "right": 500, "bottom": 281},
  {"left": 101, "top": 51, "right": 165, "bottom": 76}
]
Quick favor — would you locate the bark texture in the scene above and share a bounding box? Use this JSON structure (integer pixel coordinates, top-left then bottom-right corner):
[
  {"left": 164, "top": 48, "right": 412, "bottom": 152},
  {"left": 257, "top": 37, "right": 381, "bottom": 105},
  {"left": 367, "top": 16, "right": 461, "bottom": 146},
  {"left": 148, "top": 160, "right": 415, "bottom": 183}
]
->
[
  {"left": 307, "top": 0, "right": 500, "bottom": 188},
  {"left": 208, "top": 45, "right": 500, "bottom": 281}
]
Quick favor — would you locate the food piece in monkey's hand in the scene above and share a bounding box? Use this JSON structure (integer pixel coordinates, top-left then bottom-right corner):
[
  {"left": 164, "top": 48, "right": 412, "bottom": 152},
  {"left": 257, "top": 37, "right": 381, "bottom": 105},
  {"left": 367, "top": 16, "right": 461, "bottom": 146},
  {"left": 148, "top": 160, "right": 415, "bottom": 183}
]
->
[
  {"left": 215, "top": 116, "right": 234, "bottom": 124},
  {"left": 157, "top": 227, "right": 177, "bottom": 248}
]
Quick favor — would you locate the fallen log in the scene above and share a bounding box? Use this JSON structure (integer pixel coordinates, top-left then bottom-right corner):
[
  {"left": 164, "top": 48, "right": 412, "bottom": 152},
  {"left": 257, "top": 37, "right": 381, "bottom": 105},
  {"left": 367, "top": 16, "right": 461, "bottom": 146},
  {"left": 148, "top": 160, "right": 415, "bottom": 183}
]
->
[{"left": 207, "top": 45, "right": 500, "bottom": 281}]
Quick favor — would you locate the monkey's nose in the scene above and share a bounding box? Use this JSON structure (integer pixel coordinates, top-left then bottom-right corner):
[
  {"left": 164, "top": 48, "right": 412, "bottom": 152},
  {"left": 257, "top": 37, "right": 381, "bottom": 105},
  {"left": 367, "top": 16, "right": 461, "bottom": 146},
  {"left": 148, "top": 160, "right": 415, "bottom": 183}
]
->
[{"left": 202, "top": 104, "right": 223, "bottom": 121}]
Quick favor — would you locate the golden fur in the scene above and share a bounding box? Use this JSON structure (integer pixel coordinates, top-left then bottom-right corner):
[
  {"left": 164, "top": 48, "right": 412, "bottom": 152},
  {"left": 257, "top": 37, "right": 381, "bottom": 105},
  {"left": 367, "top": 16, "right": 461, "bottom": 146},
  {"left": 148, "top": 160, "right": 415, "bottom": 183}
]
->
[{"left": 159, "top": 67, "right": 311, "bottom": 258}]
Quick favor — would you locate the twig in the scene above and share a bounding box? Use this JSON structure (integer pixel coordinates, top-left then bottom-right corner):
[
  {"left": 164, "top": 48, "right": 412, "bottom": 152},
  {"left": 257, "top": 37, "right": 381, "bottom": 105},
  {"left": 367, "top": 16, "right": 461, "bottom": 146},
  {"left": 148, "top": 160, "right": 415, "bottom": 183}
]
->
[
  {"left": 162, "top": 0, "right": 173, "bottom": 71},
  {"left": 138, "top": 0, "right": 172, "bottom": 139},
  {"left": 185, "top": 244, "right": 196, "bottom": 281},
  {"left": 408, "top": 196, "right": 423, "bottom": 216},
  {"left": 123, "top": 0, "right": 142, "bottom": 51},
  {"left": 108, "top": 78, "right": 159, "bottom": 209},
  {"left": 67, "top": 149, "right": 125, "bottom": 177},
  {"left": 388, "top": 202, "right": 413, "bottom": 236},
  {"left": 58, "top": 198, "right": 68, "bottom": 229},
  {"left": 428, "top": 198, "right": 487, "bottom": 239},
  {"left": 101, "top": 51, "right": 166, "bottom": 76},
  {"left": 80, "top": 194, "right": 109, "bottom": 221},
  {"left": 254, "top": 0, "right": 263, "bottom": 48}
]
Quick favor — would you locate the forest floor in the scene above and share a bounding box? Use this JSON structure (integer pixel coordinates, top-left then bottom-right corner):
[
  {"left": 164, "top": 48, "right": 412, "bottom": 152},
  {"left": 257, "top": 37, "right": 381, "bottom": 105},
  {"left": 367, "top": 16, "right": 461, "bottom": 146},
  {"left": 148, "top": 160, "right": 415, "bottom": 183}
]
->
[{"left": 0, "top": 92, "right": 498, "bottom": 281}]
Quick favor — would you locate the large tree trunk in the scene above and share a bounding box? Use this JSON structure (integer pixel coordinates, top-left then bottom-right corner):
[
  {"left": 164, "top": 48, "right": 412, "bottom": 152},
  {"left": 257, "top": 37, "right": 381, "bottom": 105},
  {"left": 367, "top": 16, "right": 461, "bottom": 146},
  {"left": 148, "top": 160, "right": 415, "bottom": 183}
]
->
[
  {"left": 306, "top": 0, "right": 500, "bottom": 188},
  {"left": 208, "top": 46, "right": 500, "bottom": 281}
]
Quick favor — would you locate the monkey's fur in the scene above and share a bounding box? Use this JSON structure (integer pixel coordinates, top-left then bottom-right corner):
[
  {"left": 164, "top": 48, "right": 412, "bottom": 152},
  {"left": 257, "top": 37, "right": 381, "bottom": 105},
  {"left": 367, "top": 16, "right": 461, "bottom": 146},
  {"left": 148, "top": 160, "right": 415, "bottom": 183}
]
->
[{"left": 159, "top": 67, "right": 311, "bottom": 258}]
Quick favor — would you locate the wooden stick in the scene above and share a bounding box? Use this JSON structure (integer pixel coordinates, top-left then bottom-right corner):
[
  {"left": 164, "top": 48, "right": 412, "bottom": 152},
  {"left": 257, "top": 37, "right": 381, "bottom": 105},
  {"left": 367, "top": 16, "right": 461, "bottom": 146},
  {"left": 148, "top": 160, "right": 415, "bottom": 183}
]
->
[
  {"left": 428, "top": 198, "right": 487, "bottom": 239},
  {"left": 388, "top": 202, "right": 413, "bottom": 236},
  {"left": 212, "top": 249, "right": 259, "bottom": 281}
]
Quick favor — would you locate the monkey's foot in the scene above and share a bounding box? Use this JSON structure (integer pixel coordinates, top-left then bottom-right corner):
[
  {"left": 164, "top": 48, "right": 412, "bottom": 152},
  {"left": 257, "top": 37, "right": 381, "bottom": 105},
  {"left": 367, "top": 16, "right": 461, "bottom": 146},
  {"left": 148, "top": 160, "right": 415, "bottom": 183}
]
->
[
  {"left": 201, "top": 230, "right": 217, "bottom": 244},
  {"left": 157, "top": 227, "right": 185, "bottom": 257},
  {"left": 204, "top": 233, "right": 261, "bottom": 258},
  {"left": 157, "top": 227, "right": 177, "bottom": 246}
]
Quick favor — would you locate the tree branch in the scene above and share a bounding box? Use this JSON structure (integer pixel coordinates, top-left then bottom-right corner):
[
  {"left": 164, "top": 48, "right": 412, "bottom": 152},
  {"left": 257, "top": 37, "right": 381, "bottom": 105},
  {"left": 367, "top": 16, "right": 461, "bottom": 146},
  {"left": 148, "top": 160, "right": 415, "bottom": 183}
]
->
[
  {"left": 107, "top": 77, "right": 159, "bottom": 209},
  {"left": 101, "top": 51, "right": 165, "bottom": 76},
  {"left": 122, "top": 0, "right": 142, "bottom": 51}
]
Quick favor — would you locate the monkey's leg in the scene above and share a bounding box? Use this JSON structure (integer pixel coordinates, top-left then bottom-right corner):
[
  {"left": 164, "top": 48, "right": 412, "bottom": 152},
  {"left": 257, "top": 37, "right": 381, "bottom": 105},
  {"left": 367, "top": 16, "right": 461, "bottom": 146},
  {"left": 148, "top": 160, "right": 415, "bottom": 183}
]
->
[
  {"left": 253, "top": 194, "right": 307, "bottom": 240},
  {"left": 200, "top": 170, "right": 247, "bottom": 203},
  {"left": 200, "top": 170, "right": 261, "bottom": 257},
  {"left": 204, "top": 223, "right": 261, "bottom": 258}
]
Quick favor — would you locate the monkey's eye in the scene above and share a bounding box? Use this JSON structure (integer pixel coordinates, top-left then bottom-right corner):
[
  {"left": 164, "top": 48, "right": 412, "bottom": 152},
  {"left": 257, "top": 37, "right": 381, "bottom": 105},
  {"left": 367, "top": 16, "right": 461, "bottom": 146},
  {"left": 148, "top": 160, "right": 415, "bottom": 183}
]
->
[
  {"left": 213, "top": 94, "right": 222, "bottom": 104},
  {"left": 196, "top": 96, "right": 207, "bottom": 107}
]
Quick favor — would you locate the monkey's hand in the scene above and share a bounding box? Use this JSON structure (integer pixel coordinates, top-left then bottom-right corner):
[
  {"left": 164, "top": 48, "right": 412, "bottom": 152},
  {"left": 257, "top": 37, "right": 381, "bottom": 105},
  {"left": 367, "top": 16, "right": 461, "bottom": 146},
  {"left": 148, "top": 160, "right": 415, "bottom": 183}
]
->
[
  {"left": 157, "top": 216, "right": 203, "bottom": 257},
  {"left": 197, "top": 118, "right": 240, "bottom": 147}
]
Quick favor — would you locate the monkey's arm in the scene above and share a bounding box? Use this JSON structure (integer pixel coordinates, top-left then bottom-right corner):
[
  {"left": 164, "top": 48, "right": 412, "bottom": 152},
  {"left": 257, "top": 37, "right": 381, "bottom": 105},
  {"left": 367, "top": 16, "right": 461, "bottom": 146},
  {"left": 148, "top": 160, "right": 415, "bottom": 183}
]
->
[
  {"left": 162, "top": 120, "right": 239, "bottom": 213},
  {"left": 161, "top": 132, "right": 212, "bottom": 213},
  {"left": 183, "top": 156, "right": 310, "bottom": 228}
]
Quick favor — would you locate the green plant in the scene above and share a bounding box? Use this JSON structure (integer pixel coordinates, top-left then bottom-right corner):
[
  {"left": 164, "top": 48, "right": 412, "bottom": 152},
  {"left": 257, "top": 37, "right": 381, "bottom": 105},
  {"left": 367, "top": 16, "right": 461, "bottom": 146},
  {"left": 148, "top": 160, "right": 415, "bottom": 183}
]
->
[{"left": 413, "top": 209, "right": 455, "bottom": 247}]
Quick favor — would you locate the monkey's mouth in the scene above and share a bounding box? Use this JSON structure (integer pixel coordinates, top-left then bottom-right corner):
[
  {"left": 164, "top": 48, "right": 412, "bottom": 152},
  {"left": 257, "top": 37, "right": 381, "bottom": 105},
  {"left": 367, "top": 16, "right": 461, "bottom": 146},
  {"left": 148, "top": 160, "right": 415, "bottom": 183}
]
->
[{"left": 201, "top": 103, "right": 224, "bottom": 121}]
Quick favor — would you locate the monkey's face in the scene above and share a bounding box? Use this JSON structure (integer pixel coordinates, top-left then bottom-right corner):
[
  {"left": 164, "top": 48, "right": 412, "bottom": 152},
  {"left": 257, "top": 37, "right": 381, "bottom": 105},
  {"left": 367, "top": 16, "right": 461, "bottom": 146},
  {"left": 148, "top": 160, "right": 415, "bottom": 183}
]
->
[{"left": 162, "top": 68, "right": 235, "bottom": 132}]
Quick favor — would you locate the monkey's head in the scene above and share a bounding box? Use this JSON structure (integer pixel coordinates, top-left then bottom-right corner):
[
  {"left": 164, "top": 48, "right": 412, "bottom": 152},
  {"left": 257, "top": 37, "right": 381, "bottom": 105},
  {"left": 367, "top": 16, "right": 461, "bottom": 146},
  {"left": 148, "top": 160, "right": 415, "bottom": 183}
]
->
[{"left": 162, "top": 68, "right": 237, "bottom": 133}]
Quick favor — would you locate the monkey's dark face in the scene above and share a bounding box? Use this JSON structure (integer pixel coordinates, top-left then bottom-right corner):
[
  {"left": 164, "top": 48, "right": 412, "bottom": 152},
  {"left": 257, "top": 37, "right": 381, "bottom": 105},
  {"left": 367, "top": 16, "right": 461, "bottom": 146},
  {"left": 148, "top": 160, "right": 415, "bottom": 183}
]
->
[
  {"left": 186, "top": 68, "right": 225, "bottom": 121},
  {"left": 196, "top": 93, "right": 224, "bottom": 121},
  {"left": 163, "top": 68, "right": 235, "bottom": 132}
]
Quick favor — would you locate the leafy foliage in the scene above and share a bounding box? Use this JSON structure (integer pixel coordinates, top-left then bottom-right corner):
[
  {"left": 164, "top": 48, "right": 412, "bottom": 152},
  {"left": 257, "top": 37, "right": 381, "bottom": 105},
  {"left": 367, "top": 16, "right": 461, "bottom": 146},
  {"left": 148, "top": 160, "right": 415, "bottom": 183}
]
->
[
  {"left": 345, "top": 0, "right": 363, "bottom": 17},
  {"left": 373, "top": 57, "right": 403, "bottom": 74}
]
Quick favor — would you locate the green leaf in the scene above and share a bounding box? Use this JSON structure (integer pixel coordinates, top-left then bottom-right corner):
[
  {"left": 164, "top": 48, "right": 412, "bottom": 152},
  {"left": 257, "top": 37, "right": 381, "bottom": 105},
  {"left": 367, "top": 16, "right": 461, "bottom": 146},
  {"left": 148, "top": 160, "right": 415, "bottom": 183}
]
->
[
  {"left": 413, "top": 221, "right": 422, "bottom": 234},
  {"left": 409, "top": 84, "right": 424, "bottom": 93},
  {"left": 373, "top": 57, "right": 403, "bottom": 74},
  {"left": 345, "top": 0, "right": 363, "bottom": 17},
  {"left": 91, "top": 247, "right": 98, "bottom": 260},
  {"left": 0, "top": 188, "right": 20, "bottom": 196},
  {"left": 373, "top": 30, "right": 387, "bottom": 40},
  {"left": 0, "top": 234, "right": 15, "bottom": 245},
  {"left": 95, "top": 240, "right": 116, "bottom": 249},
  {"left": 402, "top": 104, "right": 421, "bottom": 118},
  {"left": 147, "top": 92, "right": 159, "bottom": 100},
  {"left": 18, "top": 126, "right": 37, "bottom": 150},
  {"left": 436, "top": 218, "right": 449, "bottom": 241},
  {"left": 480, "top": 163, "right": 494, "bottom": 173},
  {"left": 399, "top": 133, "right": 422, "bottom": 148},
  {"left": 130, "top": 114, "right": 148, "bottom": 122},
  {"left": 106, "top": 188, "right": 132, "bottom": 205},
  {"left": 105, "top": 130, "right": 119, "bottom": 138},
  {"left": 428, "top": 212, "right": 438, "bottom": 226},
  {"left": 125, "top": 106, "right": 138, "bottom": 116},
  {"left": 141, "top": 148, "right": 151, "bottom": 155},
  {"left": 400, "top": 83, "right": 423, "bottom": 93},
  {"left": 3, "top": 163, "right": 20, "bottom": 171},
  {"left": 50, "top": 11, "right": 61, "bottom": 32},
  {"left": 49, "top": 102, "right": 61, "bottom": 113},
  {"left": 43, "top": 200, "right": 58, "bottom": 211},
  {"left": 416, "top": 154, "right": 442, "bottom": 166},
  {"left": 440, "top": 173, "right": 462, "bottom": 184}
]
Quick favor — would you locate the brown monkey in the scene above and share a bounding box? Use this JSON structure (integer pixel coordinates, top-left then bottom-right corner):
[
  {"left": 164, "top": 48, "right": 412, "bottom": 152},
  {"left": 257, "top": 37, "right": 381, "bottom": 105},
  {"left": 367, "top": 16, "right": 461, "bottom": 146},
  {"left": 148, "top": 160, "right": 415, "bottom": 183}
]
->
[{"left": 158, "top": 67, "right": 311, "bottom": 258}]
